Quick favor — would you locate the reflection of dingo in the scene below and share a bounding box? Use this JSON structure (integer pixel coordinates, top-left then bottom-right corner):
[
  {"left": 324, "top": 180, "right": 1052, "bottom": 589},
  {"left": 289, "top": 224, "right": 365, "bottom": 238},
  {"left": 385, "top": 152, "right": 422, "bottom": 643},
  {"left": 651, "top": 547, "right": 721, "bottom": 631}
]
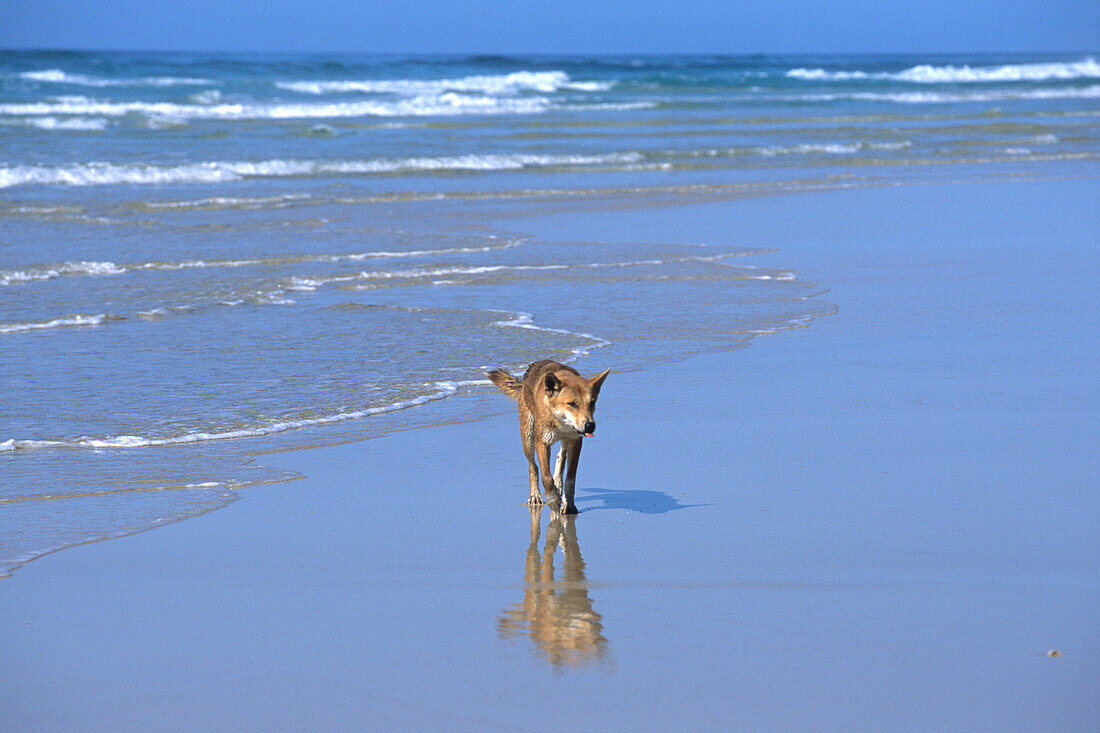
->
[
  {"left": 498, "top": 507, "right": 607, "bottom": 667},
  {"left": 487, "top": 360, "right": 610, "bottom": 514}
]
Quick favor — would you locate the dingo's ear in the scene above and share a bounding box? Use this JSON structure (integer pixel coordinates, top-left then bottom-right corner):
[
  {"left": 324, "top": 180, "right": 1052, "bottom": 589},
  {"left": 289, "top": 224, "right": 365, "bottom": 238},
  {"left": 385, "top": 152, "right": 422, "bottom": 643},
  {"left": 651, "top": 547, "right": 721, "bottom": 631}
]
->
[
  {"left": 544, "top": 372, "right": 562, "bottom": 395},
  {"left": 588, "top": 368, "right": 611, "bottom": 397}
]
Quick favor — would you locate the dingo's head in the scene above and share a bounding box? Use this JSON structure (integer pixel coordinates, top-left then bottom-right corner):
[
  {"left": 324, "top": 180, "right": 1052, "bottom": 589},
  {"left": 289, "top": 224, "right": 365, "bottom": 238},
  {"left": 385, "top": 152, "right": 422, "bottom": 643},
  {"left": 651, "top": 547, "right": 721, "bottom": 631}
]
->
[{"left": 543, "top": 368, "right": 611, "bottom": 438}]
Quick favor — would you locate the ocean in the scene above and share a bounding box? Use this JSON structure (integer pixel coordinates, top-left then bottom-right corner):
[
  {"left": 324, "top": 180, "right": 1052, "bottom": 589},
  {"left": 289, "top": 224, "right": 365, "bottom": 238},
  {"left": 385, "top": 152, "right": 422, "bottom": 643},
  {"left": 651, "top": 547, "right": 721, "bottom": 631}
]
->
[{"left": 1, "top": 50, "right": 1097, "bottom": 575}]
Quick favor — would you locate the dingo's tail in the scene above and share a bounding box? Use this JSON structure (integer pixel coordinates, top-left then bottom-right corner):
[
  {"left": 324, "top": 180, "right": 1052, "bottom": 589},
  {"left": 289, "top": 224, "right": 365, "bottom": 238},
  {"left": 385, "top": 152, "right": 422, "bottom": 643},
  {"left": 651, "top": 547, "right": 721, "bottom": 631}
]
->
[{"left": 486, "top": 368, "right": 523, "bottom": 401}]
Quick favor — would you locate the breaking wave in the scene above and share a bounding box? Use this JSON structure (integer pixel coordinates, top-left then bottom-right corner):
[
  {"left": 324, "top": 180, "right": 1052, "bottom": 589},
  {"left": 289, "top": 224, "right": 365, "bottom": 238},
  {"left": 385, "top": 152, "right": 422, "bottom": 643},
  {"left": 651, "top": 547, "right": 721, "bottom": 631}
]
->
[
  {"left": 0, "top": 115, "right": 109, "bottom": 131},
  {"left": 786, "top": 57, "right": 1100, "bottom": 84},
  {"left": 275, "top": 70, "right": 613, "bottom": 95},
  {"left": 0, "top": 152, "right": 645, "bottom": 188},
  {"left": 16, "top": 69, "right": 214, "bottom": 87},
  {"left": 0, "top": 93, "right": 558, "bottom": 120}
]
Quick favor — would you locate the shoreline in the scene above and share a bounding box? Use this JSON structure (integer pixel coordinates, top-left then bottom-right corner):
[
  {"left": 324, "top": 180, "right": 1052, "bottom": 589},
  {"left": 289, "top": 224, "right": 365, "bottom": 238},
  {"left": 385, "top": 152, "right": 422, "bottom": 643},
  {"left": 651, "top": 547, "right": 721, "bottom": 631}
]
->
[{"left": 3, "top": 177, "right": 1097, "bottom": 730}]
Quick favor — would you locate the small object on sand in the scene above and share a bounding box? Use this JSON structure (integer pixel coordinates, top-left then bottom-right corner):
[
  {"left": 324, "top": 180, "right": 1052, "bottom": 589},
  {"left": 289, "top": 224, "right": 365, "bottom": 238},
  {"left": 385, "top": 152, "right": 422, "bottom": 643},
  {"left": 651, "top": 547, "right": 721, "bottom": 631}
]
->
[{"left": 1047, "top": 649, "right": 1062, "bottom": 657}]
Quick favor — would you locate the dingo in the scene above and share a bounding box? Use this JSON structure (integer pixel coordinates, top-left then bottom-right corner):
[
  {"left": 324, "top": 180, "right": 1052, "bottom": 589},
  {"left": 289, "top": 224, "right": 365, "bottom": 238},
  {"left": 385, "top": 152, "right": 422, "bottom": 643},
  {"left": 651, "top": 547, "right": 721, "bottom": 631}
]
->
[{"left": 487, "top": 360, "right": 610, "bottom": 514}]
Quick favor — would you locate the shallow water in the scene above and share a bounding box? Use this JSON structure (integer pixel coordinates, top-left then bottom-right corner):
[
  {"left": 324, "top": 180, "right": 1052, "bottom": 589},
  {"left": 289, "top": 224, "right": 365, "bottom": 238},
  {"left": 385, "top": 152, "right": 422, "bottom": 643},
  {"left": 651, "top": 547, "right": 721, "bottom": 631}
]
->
[{"left": 1, "top": 51, "right": 1097, "bottom": 574}]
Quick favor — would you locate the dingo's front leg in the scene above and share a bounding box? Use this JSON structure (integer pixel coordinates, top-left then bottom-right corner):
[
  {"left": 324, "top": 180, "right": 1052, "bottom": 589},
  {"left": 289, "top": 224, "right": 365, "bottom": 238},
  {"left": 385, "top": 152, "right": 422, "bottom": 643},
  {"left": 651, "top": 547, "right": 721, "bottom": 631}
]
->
[
  {"left": 536, "top": 441, "right": 561, "bottom": 512},
  {"left": 560, "top": 437, "right": 582, "bottom": 515},
  {"left": 553, "top": 445, "right": 567, "bottom": 494},
  {"left": 525, "top": 450, "right": 543, "bottom": 506},
  {"left": 522, "top": 413, "right": 543, "bottom": 506}
]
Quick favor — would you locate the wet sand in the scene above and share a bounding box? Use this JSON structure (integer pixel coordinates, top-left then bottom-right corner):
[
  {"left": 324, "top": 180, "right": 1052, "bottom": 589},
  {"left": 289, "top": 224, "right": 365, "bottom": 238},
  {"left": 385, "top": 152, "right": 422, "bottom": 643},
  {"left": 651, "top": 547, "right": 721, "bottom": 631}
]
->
[{"left": 2, "top": 178, "right": 1097, "bottom": 730}]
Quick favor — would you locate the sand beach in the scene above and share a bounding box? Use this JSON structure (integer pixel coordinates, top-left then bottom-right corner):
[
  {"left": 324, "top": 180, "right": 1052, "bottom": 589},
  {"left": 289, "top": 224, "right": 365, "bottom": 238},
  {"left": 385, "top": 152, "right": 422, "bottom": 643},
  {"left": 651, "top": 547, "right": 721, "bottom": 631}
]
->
[{"left": 3, "top": 177, "right": 1097, "bottom": 730}]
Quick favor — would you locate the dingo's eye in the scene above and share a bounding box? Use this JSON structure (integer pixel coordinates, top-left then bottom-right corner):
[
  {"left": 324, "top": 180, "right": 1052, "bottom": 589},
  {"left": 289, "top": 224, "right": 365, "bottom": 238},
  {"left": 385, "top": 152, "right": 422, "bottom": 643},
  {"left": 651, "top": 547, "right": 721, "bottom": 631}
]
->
[{"left": 567, "top": 400, "right": 578, "bottom": 408}]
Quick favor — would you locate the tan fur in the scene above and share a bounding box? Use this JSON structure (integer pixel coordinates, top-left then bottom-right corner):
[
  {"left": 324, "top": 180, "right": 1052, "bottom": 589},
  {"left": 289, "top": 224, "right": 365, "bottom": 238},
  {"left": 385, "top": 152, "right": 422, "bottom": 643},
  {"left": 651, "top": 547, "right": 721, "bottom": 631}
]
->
[{"left": 487, "top": 360, "right": 610, "bottom": 514}]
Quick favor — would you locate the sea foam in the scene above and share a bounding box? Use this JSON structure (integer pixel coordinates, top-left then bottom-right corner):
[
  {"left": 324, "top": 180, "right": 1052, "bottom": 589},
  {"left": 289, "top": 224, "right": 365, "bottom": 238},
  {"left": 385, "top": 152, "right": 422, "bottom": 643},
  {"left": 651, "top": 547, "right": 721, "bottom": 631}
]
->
[
  {"left": 0, "top": 261, "right": 125, "bottom": 285},
  {"left": 0, "top": 313, "right": 110, "bottom": 334},
  {"left": 0, "top": 94, "right": 556, "bottom": 121},
  {"left": 3, "top": 300, "right": 612, "bottom": 450},
  {"left": 63, "top": 384, "right": 473, "bottom": 447},
  {"left": 0, "top": 243, "right": 523, "bottom": 290},
  {"left": 779, "top": 85, "right": 1100, "bottom": 104}
]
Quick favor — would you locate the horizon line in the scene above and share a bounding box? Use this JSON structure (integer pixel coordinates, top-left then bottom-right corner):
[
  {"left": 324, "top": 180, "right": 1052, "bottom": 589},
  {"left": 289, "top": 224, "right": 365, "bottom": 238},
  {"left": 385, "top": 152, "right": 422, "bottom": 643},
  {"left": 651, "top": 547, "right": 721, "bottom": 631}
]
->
[{"left": 2, "top": 46, "right": 1096, "bottom": 58}]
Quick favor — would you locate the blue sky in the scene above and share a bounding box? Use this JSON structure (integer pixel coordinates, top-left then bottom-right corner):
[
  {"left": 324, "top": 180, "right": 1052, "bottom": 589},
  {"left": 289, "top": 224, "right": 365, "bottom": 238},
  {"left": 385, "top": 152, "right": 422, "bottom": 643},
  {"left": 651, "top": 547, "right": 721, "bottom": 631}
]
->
[{"left": 2, "top": 0, "right": 1096, "bottom": 54}]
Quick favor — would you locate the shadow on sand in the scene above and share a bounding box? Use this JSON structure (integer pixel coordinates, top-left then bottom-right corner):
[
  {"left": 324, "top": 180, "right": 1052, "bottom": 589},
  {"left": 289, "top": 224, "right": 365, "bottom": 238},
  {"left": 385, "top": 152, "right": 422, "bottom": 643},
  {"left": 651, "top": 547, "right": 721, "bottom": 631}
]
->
[{"left": 576, "top": 487, "right": 710, "bottom": 514}]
